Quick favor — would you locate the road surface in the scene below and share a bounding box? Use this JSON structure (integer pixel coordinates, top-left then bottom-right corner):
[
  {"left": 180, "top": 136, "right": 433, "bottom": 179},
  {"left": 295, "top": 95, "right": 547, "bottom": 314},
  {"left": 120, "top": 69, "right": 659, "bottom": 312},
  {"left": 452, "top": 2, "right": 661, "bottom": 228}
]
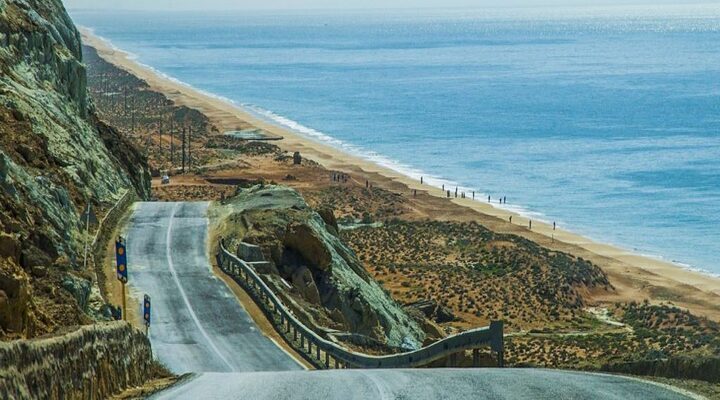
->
[
  {"left": 128, "top": 202, "right": 691, "bottom": 399},
  {"left": 154, "top": 369, "right": 691, "bottom": 400},
  {"left": 126, "top": 202, "right": 301, "bottom": 373}
]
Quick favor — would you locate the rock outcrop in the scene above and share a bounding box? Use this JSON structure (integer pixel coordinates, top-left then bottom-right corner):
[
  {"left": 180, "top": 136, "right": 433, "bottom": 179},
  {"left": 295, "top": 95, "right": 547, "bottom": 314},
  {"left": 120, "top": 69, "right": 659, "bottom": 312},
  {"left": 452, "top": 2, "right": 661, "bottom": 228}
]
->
[
  {"left": 0, "top": 322, "right": 155, "bottom": 399},
  {"left": 0, "top": 0, "right": 151, "bottom": 338},
  {"left": 214, "top": 185, "right": 425, "bottom": 349}
]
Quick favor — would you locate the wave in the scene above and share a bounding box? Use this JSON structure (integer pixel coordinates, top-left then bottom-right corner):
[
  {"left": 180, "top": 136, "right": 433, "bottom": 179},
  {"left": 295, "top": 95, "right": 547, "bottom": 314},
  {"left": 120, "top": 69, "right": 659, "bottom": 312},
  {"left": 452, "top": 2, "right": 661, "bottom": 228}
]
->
[
  {"left": 243, "top": 104, "right": 560, "bottom": 220},
  {"left": 82, "top": 27, "right": 718, "bottom": 280},
  {"left": 219, "top": 104, "right": 720, "bottom": 279}
]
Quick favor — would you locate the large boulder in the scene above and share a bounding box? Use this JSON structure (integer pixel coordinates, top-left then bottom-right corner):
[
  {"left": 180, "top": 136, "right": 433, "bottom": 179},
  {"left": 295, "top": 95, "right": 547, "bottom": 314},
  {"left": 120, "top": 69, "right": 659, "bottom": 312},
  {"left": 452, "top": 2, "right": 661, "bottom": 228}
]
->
[
  {"left": 406, "top": 299, "right": 456, "bottom": 323},
  {"left": 0, "top": 232, "right": 20, "bottom": 263},
  {"left": 237, "top": 242, "right": 265, "bottom": 262},
  {"left": 61, "top": 273, "right": 92, "bottom": 312},
  {"left": 317, "top": 207, "right": 339, "bottom": 234},
  {"left": 0, "top": 260, "right": 31, "bottom": 334},
  {"left": 284, "top": 223, "right": 332, "bottom": 271},
  {"left": 291, "top": 266, "right": 321, "bottom": 304}
]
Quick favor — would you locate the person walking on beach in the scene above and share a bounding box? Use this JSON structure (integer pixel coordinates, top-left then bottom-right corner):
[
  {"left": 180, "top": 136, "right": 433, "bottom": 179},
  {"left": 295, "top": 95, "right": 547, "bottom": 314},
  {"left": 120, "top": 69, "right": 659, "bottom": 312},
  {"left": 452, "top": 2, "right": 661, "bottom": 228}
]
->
[
  {"left": 488, "top": 195, "right": 491, "bottom": 203},
  {"left": 366, "top": 180, "right": 369, "bottom": 188},
  {"left": 553, "top": 221, "right": 556, "bottom": 231},
  {"left": 472, "top": 191, "right": 475, "bottom": 199},
  {"left": 529, "top": 220, "right": 532, "bottom": 230},
  {"left": 503, "top": 196, "right": 507, "bottom": 204},
  {"left": 421, "top": 176, "right": 423, "bottom": 184},
  {"left": 509, "top": 216, "right": 512, "bottom": 223}
]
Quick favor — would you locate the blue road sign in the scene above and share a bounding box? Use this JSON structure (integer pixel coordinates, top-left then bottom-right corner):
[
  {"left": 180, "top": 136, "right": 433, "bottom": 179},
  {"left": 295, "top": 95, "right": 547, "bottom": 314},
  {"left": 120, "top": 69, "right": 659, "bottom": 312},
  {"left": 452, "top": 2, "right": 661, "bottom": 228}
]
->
[
  {"left": 143, "top": 294, "right": 151, "bottom": 326},
  {"left": 115, "top": 237, "right": 128, "bottom": 283}
]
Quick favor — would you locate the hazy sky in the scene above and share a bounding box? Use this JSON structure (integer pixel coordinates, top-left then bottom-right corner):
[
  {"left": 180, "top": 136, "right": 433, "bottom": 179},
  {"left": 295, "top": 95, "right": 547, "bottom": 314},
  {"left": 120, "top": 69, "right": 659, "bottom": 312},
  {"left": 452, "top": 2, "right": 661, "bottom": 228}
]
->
[{"left": 63, "top": 0, "right": 708, "bottom": 11}]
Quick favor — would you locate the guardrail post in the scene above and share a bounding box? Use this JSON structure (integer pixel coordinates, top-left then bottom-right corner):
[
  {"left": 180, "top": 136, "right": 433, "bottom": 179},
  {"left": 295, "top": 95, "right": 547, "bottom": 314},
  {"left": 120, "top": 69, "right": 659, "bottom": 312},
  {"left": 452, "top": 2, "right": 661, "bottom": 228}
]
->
[
  {"left": 489, "top": 320, "right": 504, "bottom": 368},
  {"left": 219, "top": 242, "right": 505, "bottom": 371}
]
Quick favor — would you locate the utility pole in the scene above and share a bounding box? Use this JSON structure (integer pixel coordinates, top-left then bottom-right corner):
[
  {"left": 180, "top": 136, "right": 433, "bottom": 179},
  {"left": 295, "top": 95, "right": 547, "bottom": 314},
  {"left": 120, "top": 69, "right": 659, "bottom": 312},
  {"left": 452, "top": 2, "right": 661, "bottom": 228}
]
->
[
  {"left": 181, "top": 126, "right": 186, "bottom": 173},
  {"left": 170, "top": 119, "right": 175, "bottom": 165},
  {"left": 131, "top": 96, "right": 136, "bottom": 135},
  {"left": 159, "top": 121, "right": 163, "bottom": 154},
  {"left": 187, "top": 125, "right": 192, "bottom": 171}
]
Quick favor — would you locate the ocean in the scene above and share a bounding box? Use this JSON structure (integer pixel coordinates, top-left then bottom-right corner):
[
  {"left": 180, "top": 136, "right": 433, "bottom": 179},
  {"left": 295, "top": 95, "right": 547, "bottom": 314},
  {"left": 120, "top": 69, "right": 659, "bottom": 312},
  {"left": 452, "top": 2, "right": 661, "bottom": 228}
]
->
[{"left": 70, "top": 5, "right": 720, "bottom": 276}]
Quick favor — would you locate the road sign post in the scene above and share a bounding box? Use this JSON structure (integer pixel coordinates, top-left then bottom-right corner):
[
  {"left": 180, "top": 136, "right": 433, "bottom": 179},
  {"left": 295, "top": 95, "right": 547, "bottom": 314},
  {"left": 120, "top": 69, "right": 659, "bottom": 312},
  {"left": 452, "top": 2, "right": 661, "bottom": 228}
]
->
[
  {"left": 115, "top": 237, "right": 129, "bottom": 321},
  {"left": 143, "top": 294, "right": 151, "bottom": 335}
]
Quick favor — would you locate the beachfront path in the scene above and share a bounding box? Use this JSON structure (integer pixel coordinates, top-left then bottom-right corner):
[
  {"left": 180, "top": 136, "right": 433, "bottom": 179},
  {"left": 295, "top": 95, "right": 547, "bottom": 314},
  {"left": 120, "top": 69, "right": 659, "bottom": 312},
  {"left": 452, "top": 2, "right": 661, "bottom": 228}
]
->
[{"left": 126, "top": 202, "right": 690, "bottom": 399}]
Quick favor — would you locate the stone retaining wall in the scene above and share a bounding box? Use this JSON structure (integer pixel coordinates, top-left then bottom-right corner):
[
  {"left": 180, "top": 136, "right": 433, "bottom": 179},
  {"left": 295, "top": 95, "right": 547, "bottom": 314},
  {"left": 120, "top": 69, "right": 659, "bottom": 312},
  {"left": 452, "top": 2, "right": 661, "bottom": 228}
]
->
[
  {"left": 91, "top": 189, "right": 137, "bottom": 301},
  {"left": 0, "top": 322, "right": 154, "bottom": 399}
]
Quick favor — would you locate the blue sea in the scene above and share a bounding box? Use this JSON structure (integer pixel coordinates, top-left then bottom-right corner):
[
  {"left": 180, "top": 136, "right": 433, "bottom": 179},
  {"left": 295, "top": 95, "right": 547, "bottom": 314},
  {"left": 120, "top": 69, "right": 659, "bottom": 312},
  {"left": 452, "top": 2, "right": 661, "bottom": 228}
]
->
[{"left": 70, "top": 5, "right": 720, "bottom": 276}]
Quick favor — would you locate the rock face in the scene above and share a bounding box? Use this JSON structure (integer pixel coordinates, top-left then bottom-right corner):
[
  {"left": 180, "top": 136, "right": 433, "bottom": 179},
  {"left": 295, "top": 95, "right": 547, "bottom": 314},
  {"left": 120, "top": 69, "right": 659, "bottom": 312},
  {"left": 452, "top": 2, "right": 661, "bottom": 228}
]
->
[
  {"left": 0, "top": 0, "right": 151, "bottom": 337},
  {"left": 214, "top": 185, "right": 425, "bottom": 349},
  {"left": 406, "top": 299, "right": 457, "bottom": 324},
  {"left": 0, "top": 322, "right": 155, "bottom": 399},
  {"left": 237, "top": 241, "right": 265, "bottom": 262}
]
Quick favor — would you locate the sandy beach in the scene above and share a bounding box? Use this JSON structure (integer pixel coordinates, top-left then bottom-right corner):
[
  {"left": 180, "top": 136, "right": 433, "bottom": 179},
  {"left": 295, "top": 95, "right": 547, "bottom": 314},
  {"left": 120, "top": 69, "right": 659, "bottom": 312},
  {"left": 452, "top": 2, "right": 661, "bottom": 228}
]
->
[{"left": 80, "top": 28, "right": 720, "bottom": 320}]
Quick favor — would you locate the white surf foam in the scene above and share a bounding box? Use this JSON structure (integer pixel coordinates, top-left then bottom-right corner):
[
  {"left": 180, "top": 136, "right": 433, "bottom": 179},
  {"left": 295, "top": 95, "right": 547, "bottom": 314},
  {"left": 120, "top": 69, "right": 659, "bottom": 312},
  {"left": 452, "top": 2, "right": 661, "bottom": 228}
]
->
[{"left": 83, "top": 29, "right": 718, "bottom": 280}]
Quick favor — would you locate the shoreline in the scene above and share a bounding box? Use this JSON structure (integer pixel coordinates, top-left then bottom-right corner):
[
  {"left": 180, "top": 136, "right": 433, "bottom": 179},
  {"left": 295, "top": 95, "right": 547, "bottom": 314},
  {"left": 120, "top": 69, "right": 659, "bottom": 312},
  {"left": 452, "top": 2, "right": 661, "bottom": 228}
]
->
[{"left": 80, "top": 28, "right": 720, "bottom": 319}]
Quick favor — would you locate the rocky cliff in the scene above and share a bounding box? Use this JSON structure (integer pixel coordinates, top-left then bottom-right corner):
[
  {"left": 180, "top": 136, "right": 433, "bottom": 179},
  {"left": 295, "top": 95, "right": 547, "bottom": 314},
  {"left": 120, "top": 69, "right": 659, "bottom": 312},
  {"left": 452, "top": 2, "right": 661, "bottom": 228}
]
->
[
  {"left": 0, "top": 0, "right": 151, "bottom": 338},
  {"left": 213, "top": 185, "right": 426, "bottom": 350}
]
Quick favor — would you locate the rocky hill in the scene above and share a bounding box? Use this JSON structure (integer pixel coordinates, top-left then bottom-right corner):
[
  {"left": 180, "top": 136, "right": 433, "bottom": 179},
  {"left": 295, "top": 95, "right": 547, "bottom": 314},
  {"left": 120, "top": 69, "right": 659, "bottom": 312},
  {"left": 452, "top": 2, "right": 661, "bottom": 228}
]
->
[
  {"left": 213, "top": 184, "right": 427, "bottom": 350},
  {"left": 0, "top": 0, "right": 150, "bottom": 339}
]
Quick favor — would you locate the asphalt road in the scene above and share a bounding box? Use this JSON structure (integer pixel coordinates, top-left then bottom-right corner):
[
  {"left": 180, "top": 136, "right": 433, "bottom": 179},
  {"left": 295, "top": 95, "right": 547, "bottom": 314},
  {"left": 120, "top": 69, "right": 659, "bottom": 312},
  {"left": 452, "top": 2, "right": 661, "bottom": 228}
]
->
[
  {"left": 126, "top": 202, "right": 301, "bottom": 373},
  {"left": 154, "top": 369, "right": 691, "bottom": 400},
  {"left": 130, "top": 202, "right": 691, "bottom": 400}
]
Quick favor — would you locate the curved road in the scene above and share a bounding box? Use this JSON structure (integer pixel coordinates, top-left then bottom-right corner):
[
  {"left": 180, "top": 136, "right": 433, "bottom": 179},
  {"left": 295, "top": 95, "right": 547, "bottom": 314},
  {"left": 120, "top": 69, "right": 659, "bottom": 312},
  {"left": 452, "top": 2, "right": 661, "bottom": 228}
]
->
[
  {"left": 126, "top": 202, "right": 691, "bottom": 399},
  {"left": 126, "top": 202, "right": 301, "bottom": 373}
]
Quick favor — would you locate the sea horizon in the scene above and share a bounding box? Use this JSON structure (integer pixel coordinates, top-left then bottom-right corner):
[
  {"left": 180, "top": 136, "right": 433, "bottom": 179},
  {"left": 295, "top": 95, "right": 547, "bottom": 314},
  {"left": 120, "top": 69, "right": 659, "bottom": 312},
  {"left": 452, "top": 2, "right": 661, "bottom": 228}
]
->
[{"left": 71, "top": 4, "right": 720, "bottom": 277}]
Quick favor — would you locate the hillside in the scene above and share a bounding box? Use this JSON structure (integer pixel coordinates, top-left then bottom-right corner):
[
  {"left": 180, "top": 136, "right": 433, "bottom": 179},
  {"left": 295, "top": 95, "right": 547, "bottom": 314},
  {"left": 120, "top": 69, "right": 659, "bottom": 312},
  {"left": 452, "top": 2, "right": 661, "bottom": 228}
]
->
[{"left": 0, "top": 0, "right": 150, "bottom": 339}]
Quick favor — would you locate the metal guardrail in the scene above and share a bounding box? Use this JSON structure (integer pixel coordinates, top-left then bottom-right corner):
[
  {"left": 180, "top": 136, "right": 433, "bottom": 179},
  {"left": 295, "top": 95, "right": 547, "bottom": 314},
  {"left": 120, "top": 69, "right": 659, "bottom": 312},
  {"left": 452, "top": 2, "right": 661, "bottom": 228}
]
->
[{"left": 218, "top": 239, "right": 504, "bottom": 369}]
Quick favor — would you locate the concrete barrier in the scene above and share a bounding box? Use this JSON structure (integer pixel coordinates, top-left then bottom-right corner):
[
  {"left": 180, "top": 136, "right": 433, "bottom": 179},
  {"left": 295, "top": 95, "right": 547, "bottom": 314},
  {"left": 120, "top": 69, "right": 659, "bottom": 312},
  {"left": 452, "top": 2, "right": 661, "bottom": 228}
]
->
[{"left": 218, "top": 240, "right": 504, "bottom": 369}]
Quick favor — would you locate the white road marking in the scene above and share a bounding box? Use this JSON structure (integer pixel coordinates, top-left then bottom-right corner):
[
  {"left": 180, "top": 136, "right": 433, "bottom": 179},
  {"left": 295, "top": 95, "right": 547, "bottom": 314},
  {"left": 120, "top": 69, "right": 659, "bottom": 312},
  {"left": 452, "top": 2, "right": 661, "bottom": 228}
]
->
[
  {"left": 358, "top": 370, "right": 392, "bottom": 400},
  {"left": 165, "top": 203, "right": 236, "bottom": 372}
]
